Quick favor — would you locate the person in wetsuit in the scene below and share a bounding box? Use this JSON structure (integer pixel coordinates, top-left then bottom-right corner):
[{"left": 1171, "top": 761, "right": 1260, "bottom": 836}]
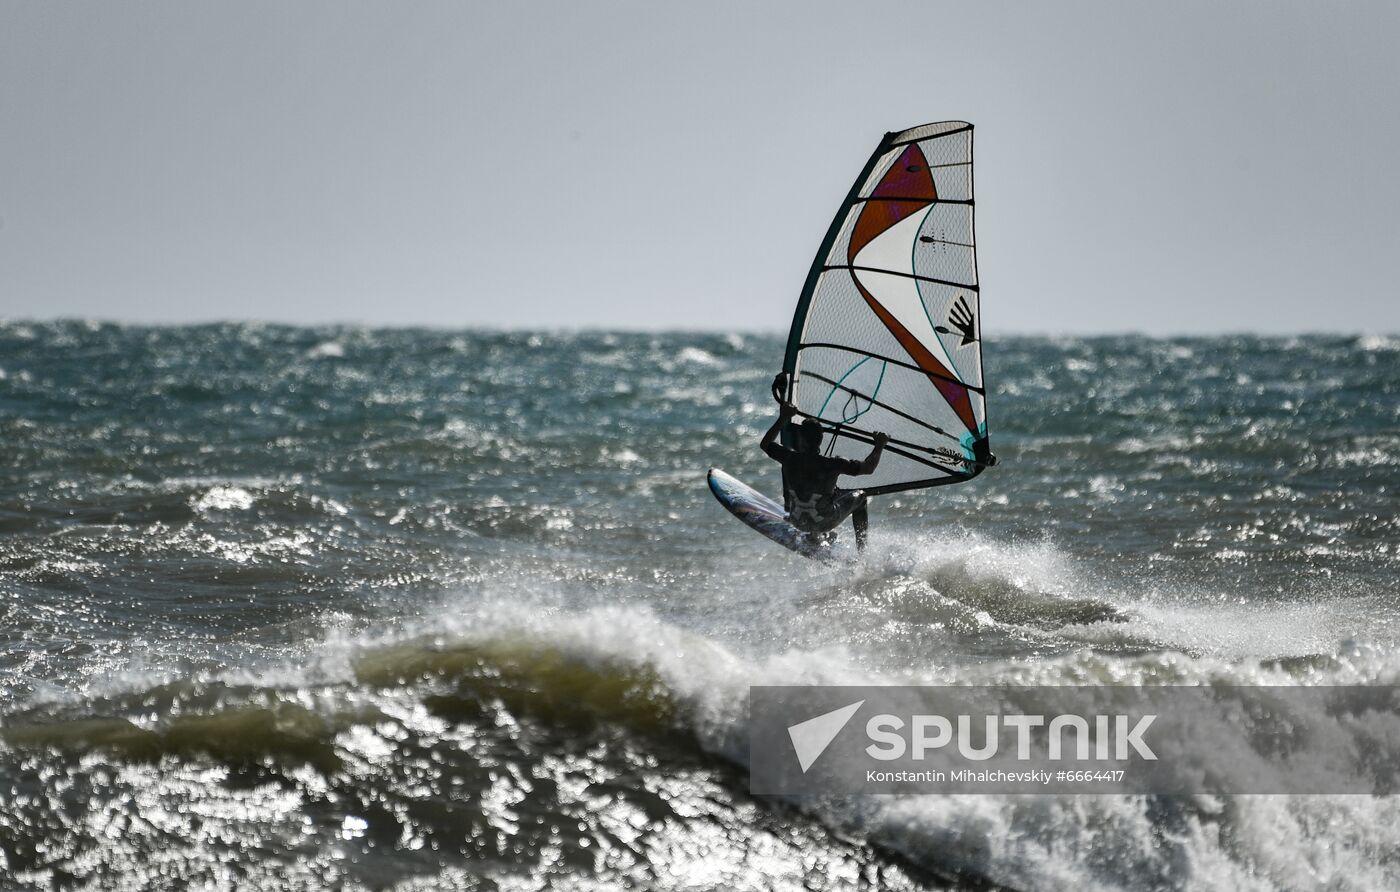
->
[{"left": 760, "top": 373, "right": 888, "bottom": 551}]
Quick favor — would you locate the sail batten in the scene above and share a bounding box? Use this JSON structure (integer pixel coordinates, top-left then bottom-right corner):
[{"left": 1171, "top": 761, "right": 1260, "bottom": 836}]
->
[{"left": 779, "top": 121, "right": 990, "bottom": 493}]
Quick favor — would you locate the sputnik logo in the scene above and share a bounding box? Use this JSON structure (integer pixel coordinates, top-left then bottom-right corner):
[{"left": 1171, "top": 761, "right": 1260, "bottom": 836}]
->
[{"left": 787, "top": 700, "right": 864, "bottom": 772}]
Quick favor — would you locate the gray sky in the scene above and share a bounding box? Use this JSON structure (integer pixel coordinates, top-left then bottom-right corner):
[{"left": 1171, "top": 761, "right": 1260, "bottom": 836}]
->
[{"left": 3, "top": 1, "right": 1398, "bottom": 333}]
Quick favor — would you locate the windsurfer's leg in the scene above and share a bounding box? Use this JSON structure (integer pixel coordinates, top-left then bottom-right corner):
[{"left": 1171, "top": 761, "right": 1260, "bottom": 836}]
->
[{"left": 852, "top": 500, "right": 869, "bottom": 552}]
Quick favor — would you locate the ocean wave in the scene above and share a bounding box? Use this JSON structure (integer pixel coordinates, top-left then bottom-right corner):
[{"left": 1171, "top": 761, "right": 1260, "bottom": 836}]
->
[
  {"left": 7, "top": 600, "right": 1400, "bottom": 890},
  {"left": 4, "top": 326, "right": 1398, "bottom": 889}
]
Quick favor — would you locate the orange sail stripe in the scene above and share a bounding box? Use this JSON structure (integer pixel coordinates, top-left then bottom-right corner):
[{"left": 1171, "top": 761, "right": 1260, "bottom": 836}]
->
[
  {"left": 843, "top": 142, "right": 976, "bottom": 435},
  {"left": 847, "top": 144, "right": 938, "bottom": 261}
]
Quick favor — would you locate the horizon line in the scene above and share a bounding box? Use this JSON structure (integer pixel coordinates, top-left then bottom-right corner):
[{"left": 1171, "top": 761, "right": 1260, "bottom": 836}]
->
[{"left": 2, "top": 316, "right": 1397, "bottom": 341}]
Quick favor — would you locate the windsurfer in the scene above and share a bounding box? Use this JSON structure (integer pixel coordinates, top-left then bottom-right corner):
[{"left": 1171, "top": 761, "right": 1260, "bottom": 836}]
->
[{"left": 760, "top": 372, "right": 888, "bottom": 551}]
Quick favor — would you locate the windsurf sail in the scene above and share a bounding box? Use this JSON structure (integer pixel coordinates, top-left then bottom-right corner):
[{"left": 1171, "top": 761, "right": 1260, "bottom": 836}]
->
[{"left": 778, "top": 121, "right": 994, "bottom": 495}]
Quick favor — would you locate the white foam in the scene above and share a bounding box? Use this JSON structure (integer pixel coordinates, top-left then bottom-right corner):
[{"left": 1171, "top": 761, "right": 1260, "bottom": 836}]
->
[
  {"left": 373, "top": 599, "right": 1400, "bottom": 890},
  {"left": 193, "top": 485, "right": 255, "bottom": 512},
  {"left": 306, "top": 340, "right": 345, "bottom": 359},
  {"left": 33, "top": 527, "right": 1399, "bottom": 890},
  {"left": 675, "top": 346, "right": 720, "bottom": 366}
]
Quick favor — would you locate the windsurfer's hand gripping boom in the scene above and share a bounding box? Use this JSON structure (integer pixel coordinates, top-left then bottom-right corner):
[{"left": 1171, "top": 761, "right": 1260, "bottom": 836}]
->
[
  {"left": 771, "top": 371, "right": 791, "bottom": 407},
  {"left": 766, "top": 371, "right": 888, "bottom": 466}
]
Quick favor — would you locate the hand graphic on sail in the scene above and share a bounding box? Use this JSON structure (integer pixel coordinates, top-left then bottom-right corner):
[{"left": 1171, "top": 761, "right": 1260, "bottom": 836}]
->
[{"left": 934, "top": 295, "right": 977, "bottom": 346}]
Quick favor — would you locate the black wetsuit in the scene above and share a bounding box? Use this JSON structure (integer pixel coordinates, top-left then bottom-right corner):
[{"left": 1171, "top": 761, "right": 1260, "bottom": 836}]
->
[
  {"left": 759, "top": 382, "right": 885, "bottom": 547},
  {"left": 760, "top": 445, "right": 868, "bottom": 535}
]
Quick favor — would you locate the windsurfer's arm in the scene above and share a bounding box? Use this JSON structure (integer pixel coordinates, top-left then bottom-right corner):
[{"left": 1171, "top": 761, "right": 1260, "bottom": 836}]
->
[
  {"left": 760, "top": 403, "right": 796, "bottom": 460},
  {"left": 854, "top": 432, "right": 889, "bottom": 475}
]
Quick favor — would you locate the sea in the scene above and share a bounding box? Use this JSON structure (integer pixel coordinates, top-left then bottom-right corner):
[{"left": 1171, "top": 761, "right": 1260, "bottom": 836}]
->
[{"left": 1, "top": 321, "right": 1397, "bottom": 891}]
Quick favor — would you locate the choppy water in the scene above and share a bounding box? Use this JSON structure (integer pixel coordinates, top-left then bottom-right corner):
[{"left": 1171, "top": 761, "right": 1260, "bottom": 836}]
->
[{"left": 1, "top": 321, "right": 1398, "bottom": 890}]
